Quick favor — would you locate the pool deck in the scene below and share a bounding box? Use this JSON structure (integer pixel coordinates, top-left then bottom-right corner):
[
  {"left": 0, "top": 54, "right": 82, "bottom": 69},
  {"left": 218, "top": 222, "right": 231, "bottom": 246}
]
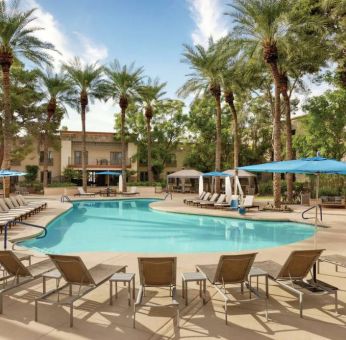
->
[{"left": 1, "top": 193, "right": 346, "bottom": 339}]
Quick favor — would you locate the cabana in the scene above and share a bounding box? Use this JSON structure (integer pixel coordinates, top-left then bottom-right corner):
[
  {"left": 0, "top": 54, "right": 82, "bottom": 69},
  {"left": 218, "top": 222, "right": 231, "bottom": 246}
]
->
[
  {"left": 200, "top": 171, "right": 235, "bottom": 202},
  {"left": 167, "top": 169, "right": 202, "bottom": 193},
  {"left": 223, "top": 169, "right": 257, "bottom": 195}
]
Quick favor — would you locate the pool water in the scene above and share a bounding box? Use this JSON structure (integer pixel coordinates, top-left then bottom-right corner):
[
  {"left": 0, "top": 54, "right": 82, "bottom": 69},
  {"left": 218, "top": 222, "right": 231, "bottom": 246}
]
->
[{"left": 21, "top": 199, "right": 315, "bottom": 254}]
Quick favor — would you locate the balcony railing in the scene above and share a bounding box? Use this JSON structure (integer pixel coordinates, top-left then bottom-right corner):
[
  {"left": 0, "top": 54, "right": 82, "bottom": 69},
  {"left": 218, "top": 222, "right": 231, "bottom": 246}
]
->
[
  {"left": 68, "top": 157, "right": 131, "bottom": 168},
  {"left": 39, "top": 159, "right": 54, "bottom": 166}
]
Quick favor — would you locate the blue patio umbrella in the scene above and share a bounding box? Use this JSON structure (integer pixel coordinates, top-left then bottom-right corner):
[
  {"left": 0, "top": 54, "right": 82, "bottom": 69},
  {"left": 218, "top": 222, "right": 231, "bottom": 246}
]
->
[
  {"left": 97, "top": 171, "right": 121, "bottom": 186},
  {"left": 0, "top": 170, "right": 27, "bottom": 197},
  {"left": 238, "top": 156, "right": 346, "bottom": 199},
  {"left": 202, "top": 171, "right": 232, "bottom": 177}
]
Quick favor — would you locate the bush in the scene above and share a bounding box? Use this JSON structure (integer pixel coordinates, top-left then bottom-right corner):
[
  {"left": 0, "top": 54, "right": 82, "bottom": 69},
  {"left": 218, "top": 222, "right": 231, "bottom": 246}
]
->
[
  {"left": 127, "top": 181, "right": 165, "bottom": 187},
  {"left": 258, "top": 180, "right": 306, "bottom": 196},
  {"left": 25, "top": 165, "right": 39, "bottom": 182}
]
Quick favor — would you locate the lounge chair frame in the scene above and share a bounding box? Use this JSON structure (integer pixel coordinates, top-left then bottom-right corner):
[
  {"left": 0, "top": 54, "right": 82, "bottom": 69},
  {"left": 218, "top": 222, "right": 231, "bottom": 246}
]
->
[
  {"left": 255, "top": 249, "right": 338, "bottom": 318},
  {"left": 35, "top": 255, "right": 126, "bottom": 327},
  {"left": 196, "top": 253, "right": 268, "bottom": 325},
  {"left": 134, "top": 257, "right": 179, "bottom": 328}
]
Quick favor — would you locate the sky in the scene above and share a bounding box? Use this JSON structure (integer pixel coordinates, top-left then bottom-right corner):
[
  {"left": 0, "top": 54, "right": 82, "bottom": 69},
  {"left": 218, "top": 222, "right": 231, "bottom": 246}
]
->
[{"left": 22, "top": 0, "right": 329, "bottom": 132}]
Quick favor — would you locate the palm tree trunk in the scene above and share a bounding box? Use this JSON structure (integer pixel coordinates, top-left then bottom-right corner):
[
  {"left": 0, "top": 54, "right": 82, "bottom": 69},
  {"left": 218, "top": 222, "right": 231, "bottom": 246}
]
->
[
  {"left": 43, "top": 132, "right": 49, "bottom": 187},
  {"left": 225, "top": 91, "right": 239, "bottom": 168},
  {"left": 214, "top": 93, "right": 222, "bottom": 193},
  {"left": 146, "top": 117, "right": 153, "bottom": 183},
  {"left": 0, "top": 116, "right": 4, "bottom": 168},
  {"left": 282, "top": 90, "right": 293, "bottom": 203},
  {"left": 269, "top": 63, "right": 282, "bottom": 208},
  {"left": 120, "top": 107, "right": 127, "bottom": 191},
  {"left": 1, "top": 63, "right": 12, "bottom": 197},
  {"left": 81, "top": 106, "right": 87, "bottom": 192}
]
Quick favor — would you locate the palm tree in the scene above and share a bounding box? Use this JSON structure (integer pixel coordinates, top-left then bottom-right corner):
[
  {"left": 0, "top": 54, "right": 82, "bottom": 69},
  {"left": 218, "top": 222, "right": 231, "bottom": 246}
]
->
[
  {"left": 226, "top": 0, "right": 289, "bottom": 207},
  {"left": 178, "top": 39, "right": 225, "bottom": 191},
  {"left": 0, "top": 0, "right": 55, "bottom": 196},
  {"left": 63, "top": 57, "right": 104, "bottom": 192},
  {"left": 103, "top": 60, "right": 143, "bottom": 191},
  {"left": 138, "top": 78, "right": 166, "bottom": 183},
  {"left": 37, "top": 69, "right": 71, "bottom": 187}
]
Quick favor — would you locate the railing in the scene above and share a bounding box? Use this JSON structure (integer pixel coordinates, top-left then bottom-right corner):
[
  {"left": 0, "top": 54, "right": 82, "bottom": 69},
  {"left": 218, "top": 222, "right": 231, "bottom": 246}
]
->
[
  {"left": 302, "top": 204, "right": 323, "bottom": 221},
  {"left": 39, "top": 159, "right": 54, "bottom": 166},
  {"left": 3, "top": 220, "right": 47, "bottom": 250}
]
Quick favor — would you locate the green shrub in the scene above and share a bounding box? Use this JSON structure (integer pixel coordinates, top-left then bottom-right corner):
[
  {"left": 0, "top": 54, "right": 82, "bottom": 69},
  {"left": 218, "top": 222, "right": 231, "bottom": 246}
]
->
[
  {"left": 127, "top": 181, "right": 165, "bottom": 187},
  {"left": 25, "top": 165, "right": 39, "bottom": 182},
  {"left": 258, "top": 180, "right": 307, "bottom": 196}
]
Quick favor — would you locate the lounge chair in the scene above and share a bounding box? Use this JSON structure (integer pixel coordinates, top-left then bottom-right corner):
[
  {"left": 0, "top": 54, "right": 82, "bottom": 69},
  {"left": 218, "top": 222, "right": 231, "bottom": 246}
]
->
[
  {"left": 35, "top": 254, "right": 127, "bottom": 327},
  {"left": 204, "top": 194, "right": 226, "bottom": 208},
  {"left": 196, "top": 253, "right": 267, "bottom": 324},
  {"left": 192, "top": 192, "right": 211, "bottom": 206},
  {"left": 16, "top": 195, "right": 47, "bottom": 210},
  {"left": 254, "top": 249, "right": 338, "bottom": 317},
  {"left": 318, "top": 254, "right": 346, "bottom": 274},
  {"left": 240, "top": 195, "right": 260, "bottom": 211},
  {"left": 197, "top": 193, "right": 219, "bottom": 207},
  {"left": 0, "top": 251, "right": 55, "bottom": 314},
  {"left": 74, "top": 187, "right": 96, "bottom": 197},
  {"left": 184, "top": 191, "right": 206, "bottom": 205},
  {"left": 134, "top": 257, "right": 179, "bottom": 328},
  {"left": 9, "top": 196, "right": 40, "bottom": 214},
  {"left": 121, "top": 186, "right": 140, "bottom": 196},
  {"left": 0, "top": 199, "right": 30, "bottom": 219},
  {"left": 215, "top": 194, "right": 239, "bottom": 209}
]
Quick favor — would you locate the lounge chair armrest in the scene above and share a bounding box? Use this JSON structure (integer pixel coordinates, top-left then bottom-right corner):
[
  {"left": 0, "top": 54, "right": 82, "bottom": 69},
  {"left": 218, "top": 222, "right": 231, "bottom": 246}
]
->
[{"left": 135, "top": 285, "right": 144, "bottom": 306}]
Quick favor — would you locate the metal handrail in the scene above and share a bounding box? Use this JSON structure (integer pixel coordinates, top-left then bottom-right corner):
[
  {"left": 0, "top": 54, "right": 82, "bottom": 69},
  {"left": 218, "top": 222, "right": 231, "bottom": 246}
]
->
[
  {"left": 3, "top": 220, "right": 47, "bottom": 249},
  {"left": 302, "top": 204, "right": 323, "bottom": 221},
  {"left": 61, "top": 195, "right": 72, "bottom": 203}
]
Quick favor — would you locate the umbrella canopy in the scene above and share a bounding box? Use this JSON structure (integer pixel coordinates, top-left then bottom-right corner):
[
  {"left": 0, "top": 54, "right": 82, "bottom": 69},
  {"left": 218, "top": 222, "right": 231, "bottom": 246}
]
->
[
  {"left": 97, "top": 171, "right": 121, "bottom": 176},
  {"left": 238, "top": 157, "right": 346, "bottom": 175},
  {"left": 0, "top": 170, "right": 27, "bottom": 177},
  {"left": 202, "top": 171, "right": 232, "bottom": 177},
  {"left": 167, "top": 169, "right": 202, "bottom": 179},
  {"left": 223, "top": 169, "right": 256, "bottom": 177}
]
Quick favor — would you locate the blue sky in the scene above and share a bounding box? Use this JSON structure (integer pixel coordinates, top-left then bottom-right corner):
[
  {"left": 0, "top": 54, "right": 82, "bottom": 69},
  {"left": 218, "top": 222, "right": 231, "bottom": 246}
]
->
[
  {"left": 24, "top": 0, "right": 230, "bottom": 131},
  {"left": 24, "top": 0, "right": 328, "bottom": 132}
]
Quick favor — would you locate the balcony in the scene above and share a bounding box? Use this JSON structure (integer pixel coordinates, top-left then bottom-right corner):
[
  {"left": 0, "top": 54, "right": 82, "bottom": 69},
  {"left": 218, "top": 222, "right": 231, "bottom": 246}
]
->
[
  {"left": 68, "top": 157, "right": 131, "bottom": 169},
  {"left": 39, "top": 159, "right": 54, "bottom": 166}
]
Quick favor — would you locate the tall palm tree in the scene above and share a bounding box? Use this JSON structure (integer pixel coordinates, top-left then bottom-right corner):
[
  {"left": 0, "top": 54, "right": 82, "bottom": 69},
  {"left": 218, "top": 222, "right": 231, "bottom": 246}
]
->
[
  {"left": 178, "top": 39, "right": 225, "bottom": 191},
  {"left": 37, "top": 69, "right": 71, "bottom": 187},
  {"left": 226, "top": 0, "right": 289, "bottom": 207},
  {"left": 63, "top": 57, "right": 104, "bottom": 192},
  {"left": 138, "top": 78, "right": 166, "bottom": 183},
  {"left": 0, "top": 0, "right": 55, "bottom": 196},
  {"left": 103, "top": 60, "right": 143, "bottom": 191}
]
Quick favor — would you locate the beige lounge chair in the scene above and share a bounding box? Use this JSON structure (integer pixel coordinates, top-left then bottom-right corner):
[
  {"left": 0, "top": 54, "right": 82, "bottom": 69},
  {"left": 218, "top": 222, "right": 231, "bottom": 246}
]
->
[
  {"left": 192, "top": 192, "right": 211, "bottom": 205},
  {"left": 215, "top": 194, "right": 239, "bottom": 209},
  {"left": 74, "top": 187, "right": 96, "bottom": 197},
  {"left": 240, "top": 195, "right": 260, "bottom": 211},
  {"left": 207, "top": 194, "right": 226, "bottom": 208},
  {"left": 198, "top": 193, "right": 220, "bottom": 207},
  {"left": 0, "top": 251, "right": 55, "bottom": 314},
  {"left": 134, "top": 257, "right": 179, "bottom": 328},
  {"left": 318, "top": 254, "right": 346, "bottom": 274},
  {"left": 9, "top": 196, "right": 39, "bottom": 214},
  {"left": 254, "top": 249, "right": 338, "bottom": 317},
  {"left": 16, "top": 195, "right": 47, "bottom": 210},
  {"left": 0, "top": 199, "right": 29, "bottom": 219},
  {"left": 35, "top": 254, "right": 127, "bottom": 327},
  {"left": 184, "top": 191, "right": 206, "bottom": 205},
  {"left": 121, "top": 186, "right": 140, "bottom": 196},
  {"left": 196, "top": 253, "right": 267, "bottom": 324}
]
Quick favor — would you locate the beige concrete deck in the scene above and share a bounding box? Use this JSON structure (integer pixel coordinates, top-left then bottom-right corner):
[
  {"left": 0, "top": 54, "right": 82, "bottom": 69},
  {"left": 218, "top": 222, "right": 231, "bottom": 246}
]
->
[{"left": 0, "top": 193, "right": 346, "bottom": 339}]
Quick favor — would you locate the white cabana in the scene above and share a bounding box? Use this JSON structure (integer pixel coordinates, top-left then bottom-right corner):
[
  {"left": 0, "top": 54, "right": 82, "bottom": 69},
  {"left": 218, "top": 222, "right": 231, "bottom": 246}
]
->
[
  {"left": 167, "top": 169, "right": 202, "bottom": 193},
  {"left": 223, "top": 169, "right": 256, "bottom": 196},
  {"left": 225, "top": 176, "right": 232, "bottom": 202}
]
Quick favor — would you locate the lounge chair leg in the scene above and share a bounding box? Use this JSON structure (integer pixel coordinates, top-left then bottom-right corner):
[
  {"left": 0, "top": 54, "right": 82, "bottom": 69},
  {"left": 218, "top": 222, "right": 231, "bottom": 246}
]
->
[
  {"left": 43, "top": 277, "right": 46, "bottom": 294},
  {"left": 317, "top": 260, "right": 320, "bottom": 274},
  {"left": 182, "top": 278, "right": 184, "bottom": 299},
  {"left": 70, "top": 304, "right": 74, "bottom": 327},
  {"left": 225, "top": 301, "right": 228, "bottom": 325},
  {"left": 133, "top": 305, "right": 136, "bottom": 328},
  {"left": 299, "top": 293, "right": 303, "bottom": 318},
  {"left": 336, "top": 264, "right": 338, "bottom": 272},
  {"left": 35, "top": 300, "right": 38, "bottom": 322},
  {"left": 241, "top": 282, "right": 244, "bottom": 294},
  {"left": 335, "top": 291, "right": 338, "bottom": 314},
  {"left": 110, "top": 281, "right": 113, "bottom": 305},
  {"left": 176, "top": 306, "right": 180, "bottom": 328},
  {"left": 128, "top": 282, "right": 131, "bottom": 306},
  {"left": 265, "top": 297, "right": 268, "bottom": 321},
  {"left": 0, "top": 293, "right": 3, "bottom": 314}
]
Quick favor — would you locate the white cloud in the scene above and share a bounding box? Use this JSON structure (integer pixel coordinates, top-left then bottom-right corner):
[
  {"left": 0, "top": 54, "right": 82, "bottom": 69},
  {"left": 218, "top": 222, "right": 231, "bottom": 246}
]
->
[
  {"left": 21, "top": 0, "right": 108, "bottom": 68},
  {"left": 188, "top": 0, "right": 228, "bottom": 46}
]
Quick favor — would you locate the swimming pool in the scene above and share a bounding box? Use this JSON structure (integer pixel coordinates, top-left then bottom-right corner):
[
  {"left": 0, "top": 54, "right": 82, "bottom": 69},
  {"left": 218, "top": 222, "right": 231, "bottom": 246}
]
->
[{"left": 21, "top": 199, "right": 315, "bottom": 254}]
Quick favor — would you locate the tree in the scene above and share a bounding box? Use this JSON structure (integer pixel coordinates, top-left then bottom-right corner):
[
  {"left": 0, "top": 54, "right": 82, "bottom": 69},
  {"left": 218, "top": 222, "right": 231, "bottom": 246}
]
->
[
  {"left": 138, "top": 78, "right": 166, "bottom": 183},
  {"left": 227, "top": 0, "right": 289, "bottom": 207},
  {"left": 178, "top": 39, "right": 225, "bottom": 191},
  {"left": 103, "top": 60, "right": 143, "bottom": 190},
  {"left": 0, "top": 0, "right": 55, "bottom": 196},
  {"left": 293, "top": 89, "right": 346, "bottom": 160},
  {"left": 37, "top": 69, "right": 70, "bottom": 187},
  {"left": 63, "top": 57, "right": 104, "bottom": 191}
]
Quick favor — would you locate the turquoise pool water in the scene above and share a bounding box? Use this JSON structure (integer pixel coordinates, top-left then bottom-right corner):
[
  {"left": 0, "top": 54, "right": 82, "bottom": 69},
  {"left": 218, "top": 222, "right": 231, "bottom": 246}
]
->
[{"left": 21, "top": 199, "right": 315, "bottom": 254}]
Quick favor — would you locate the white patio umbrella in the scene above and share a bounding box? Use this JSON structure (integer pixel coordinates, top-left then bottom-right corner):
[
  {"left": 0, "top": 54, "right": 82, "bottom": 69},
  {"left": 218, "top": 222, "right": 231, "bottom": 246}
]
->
[
  {"left": 118, "top": 174, "right": 123, "bottom": 192},
  {"left": 198, "top": 175, "right": 204, "bottom": 196}
]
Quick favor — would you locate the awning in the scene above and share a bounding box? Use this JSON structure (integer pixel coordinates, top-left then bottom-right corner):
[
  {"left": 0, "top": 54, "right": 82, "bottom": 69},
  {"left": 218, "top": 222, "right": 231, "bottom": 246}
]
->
[{"left": 167, "top": 169, "right": 202, "bottom": 179}]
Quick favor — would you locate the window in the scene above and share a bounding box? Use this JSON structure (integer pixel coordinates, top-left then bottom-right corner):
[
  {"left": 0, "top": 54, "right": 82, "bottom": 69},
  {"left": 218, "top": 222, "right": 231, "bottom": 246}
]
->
[
  {"left": 110, "top": 152, "right": 122, "bottom": 165},
  {"left": 74, "top": 151, "right": 88, "bottom": 165},
  {"left": 140, "top": 171, "right": 148, "bottom": 182},
  {"left": 39, "top": 151, "right": 53, "bottom": 165},
  {"left": 40, "top": 171, "right": 52, "bottom": 184}
]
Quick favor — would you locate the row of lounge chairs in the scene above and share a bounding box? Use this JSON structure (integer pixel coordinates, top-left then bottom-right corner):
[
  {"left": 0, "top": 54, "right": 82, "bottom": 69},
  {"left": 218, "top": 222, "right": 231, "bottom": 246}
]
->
[
  {"left": 74, "top": 186, "right": 140, "bottom": 197},
  {"left": 0, "top": 195, "right": 47, "bottom": 233},
  {"left": 185, "top": 191, "right": 260, "bottom": 210},
  {"left": 0, "top": 249, "right": 339, "bottom": 328}
]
